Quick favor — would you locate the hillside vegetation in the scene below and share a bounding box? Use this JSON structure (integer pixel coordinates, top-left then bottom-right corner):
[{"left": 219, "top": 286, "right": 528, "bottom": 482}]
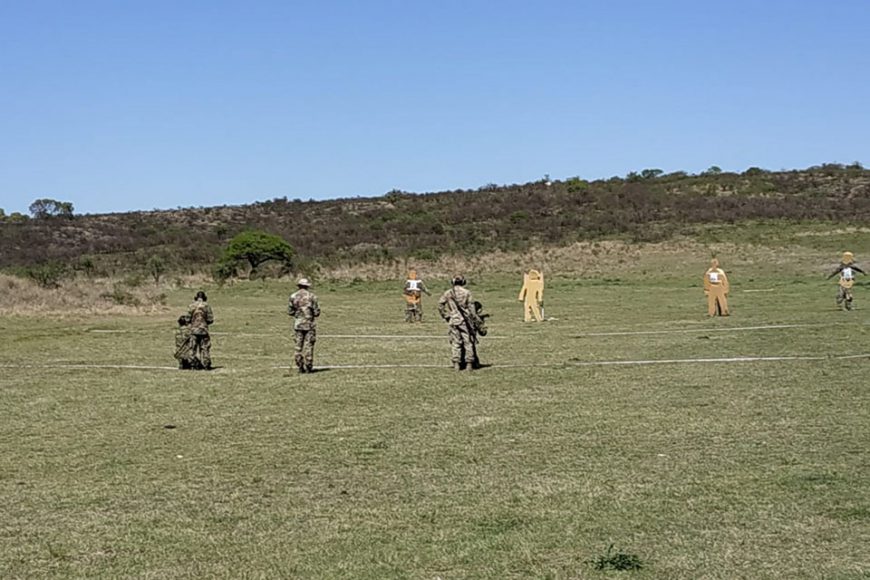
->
[{"left": 1, "top": 163, "right": 868, "bottom": 276}]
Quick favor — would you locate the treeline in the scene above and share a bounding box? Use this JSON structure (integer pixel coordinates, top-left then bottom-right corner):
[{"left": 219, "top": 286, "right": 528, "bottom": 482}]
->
[{"left": 1, "top": 163, "right": 868, "bottom": 274}]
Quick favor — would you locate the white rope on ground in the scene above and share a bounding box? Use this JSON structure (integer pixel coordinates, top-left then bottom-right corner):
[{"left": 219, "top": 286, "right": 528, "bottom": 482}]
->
[
  {"left": 319, "top": 334, "right": 508, "bottom": 339},
  {"left": 572, "top": 323, "right": 824, "bottom": 337},
  {"left": 87, "top": 329, "right": 505, "bottom": 339},
  {"left": 0, "top": 363, "right": 184, "bottom": 371},
  {"left": 88, "top": 323, "right": 829, "bottom": 339},
  {"left": 278, "top": 353, "right": 869, "bottom": 370},
  {"left": 2, "top": 352, "right": 866, "bottom": 373}
]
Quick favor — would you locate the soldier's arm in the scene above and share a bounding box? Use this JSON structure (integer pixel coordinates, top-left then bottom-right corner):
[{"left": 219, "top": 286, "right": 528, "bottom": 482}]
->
[
  {"left": 421, "top": 281, "right": 430, "bottom": 295},
  {"left": 853, "top": 265, "right": 866, "bottom": 275},
  {"left": 312, "top": 296, "right": 321, "bottom": 318},
  {"left": 437, "top": 294, "right": 449, "bottom": 320},
  {"left": 206, "top": 305, "right": 215, "bottom": 325},
  {"left": 827, "top": 265, "right": 843, "bottom": 279}
]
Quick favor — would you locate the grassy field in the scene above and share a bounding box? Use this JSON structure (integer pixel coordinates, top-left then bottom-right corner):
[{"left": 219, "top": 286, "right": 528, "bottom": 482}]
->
[{"left": 2, "top": 253, "right": 869, "bottom": 578}]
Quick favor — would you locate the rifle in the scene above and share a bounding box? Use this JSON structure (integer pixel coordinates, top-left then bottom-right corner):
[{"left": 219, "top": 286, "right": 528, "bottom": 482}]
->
[{"left": 449, "top": 289, "right": 481, "bottom": 341}]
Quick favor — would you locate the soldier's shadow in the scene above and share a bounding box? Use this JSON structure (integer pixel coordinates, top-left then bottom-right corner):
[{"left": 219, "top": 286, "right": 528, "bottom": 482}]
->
[{"left": 282, "top": 368, "right": 333, "bottom": 376}]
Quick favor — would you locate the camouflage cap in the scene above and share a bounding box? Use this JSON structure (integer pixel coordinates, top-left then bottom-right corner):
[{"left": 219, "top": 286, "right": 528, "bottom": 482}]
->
[{"left": 297, "top": 278, "right": 311, "bottom": 287}]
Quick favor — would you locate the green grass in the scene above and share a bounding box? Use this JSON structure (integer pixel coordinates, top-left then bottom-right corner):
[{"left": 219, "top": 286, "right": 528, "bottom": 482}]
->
[{"left": 2, "top": 262, "right": 870, "bottom": 578}]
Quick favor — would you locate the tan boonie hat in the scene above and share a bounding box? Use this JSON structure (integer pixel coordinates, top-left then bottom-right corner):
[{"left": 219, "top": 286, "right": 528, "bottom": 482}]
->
[{"left": 297, "top": 278, "right": 311, "bottom": 287}]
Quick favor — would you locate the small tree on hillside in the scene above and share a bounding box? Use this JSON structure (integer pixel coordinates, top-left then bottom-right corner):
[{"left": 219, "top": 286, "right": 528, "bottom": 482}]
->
[
  {"left": 146, "top": 255, "right": 166, "bottom": 284},
  {"left": 29, "top": 198, "right": 75, "bottom": 219},
  {"left": 219, "top": 230, "right": 294, "bottom": 279}
]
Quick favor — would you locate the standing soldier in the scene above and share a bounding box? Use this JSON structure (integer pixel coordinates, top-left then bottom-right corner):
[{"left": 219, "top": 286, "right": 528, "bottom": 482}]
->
[
  {"left": 187, "top": 291, "right": 215, "bottom": 369},
  {"left": 288, "top": 278, "right": 321, "bottom": 373},
  {"left": 403, "top": 269, "right": 430, "bottom": 323},
  {"left": 827, "top": 251, "right": 865, "bottom": 310},
  {"left": 438, "top": 275, "right": 484, "bottom": 371}
]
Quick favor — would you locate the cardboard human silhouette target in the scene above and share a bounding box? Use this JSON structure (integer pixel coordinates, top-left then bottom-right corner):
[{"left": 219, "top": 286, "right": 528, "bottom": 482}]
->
[
  {"left": 827, "top": 251, "right": 866, "bottom": 310},
  {"left": 518, "top": 270, "right": 544, "bottom": 322},
  {"left": 703, "top": 259, "right": 730, "bottom": 316},
  {"left": 402, "top": 269, "right": 429, "bottom": 322}
]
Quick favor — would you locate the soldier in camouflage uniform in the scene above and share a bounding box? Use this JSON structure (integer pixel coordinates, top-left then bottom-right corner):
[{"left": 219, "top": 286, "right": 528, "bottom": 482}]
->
[
  {"left": 187, "top": 291, "right": 215, "bottom": 370},
  {"left": 288, "top": 278, "right": 321, "bottom": 373},
  {"left": 174, "top": 315, "right": 197, "bottom": 370},
  {"left": 438, "top": 275, "right": 484, "bottom": 371}
]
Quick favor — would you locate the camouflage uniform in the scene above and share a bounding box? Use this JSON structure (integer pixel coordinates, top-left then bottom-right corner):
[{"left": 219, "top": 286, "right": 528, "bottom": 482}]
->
[
  {"left": 288, "top": 286, "right": 321, "bottom": 372},
  {"left": 187, "top": 298, "right": 215, "bottom": 369},
  {"left": 174, "top": 317, "right": 196, "bottom": 370},
  {"left": 438, "top": 281, "right": 483, "bottom": 371}
]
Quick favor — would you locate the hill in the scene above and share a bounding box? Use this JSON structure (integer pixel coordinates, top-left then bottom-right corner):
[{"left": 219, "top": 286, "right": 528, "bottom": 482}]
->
[{"left": 1, "top": 163, "right": 869, "bottom": 276}]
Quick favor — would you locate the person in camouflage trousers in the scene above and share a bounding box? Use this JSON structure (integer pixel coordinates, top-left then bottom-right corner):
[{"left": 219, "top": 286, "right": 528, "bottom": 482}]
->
[
  {"left": 174, "top": 315, "right": 198, "bottom": 370},
  {"left": 438, "top": 275, "right": 484, "bottom": 371},
  {"left": 288, "top": 277, "right": 321, "bottom": 373},
  {"left": 187, "top": 290, "right": 215, "bottom": 370}
]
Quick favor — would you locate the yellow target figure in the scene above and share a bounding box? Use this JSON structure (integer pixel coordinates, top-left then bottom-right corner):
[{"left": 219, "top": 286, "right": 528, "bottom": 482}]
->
[
  {"left": 703, "top": 259, "right": 730, "bottom": 316},
  {"left": 518, "top": 269, "right": 544, "bottom": 322},
  {"left": 403, "top": 270, "right": 430, "bottom": 322},
  {"left": 827, "top": 251, "right": 865, "bottom": 310}
]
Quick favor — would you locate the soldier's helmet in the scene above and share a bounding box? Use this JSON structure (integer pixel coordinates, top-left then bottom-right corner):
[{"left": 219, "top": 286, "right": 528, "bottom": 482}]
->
[
  {"left": 452, "top": 275, "right": 466, "bottom": 286},
  {"left": 843, "top": 251, "right": 854, "bottom": 264},
  {"left": 194, "top": 290, "right": 207, "bottom": 301},
  {"left": 297, "top": 278, "right": 311, "bottom": 288}
]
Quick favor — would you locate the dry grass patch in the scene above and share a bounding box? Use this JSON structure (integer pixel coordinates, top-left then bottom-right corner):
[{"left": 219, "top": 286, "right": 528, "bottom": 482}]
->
[{"left": 0, "top": 274, "right": 171, "bottom": 316}]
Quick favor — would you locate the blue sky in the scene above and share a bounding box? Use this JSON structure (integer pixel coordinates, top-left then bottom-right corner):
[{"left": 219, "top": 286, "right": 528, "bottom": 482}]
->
[{"left": 1, "top": 0, "right": 868, "bottom": 215}]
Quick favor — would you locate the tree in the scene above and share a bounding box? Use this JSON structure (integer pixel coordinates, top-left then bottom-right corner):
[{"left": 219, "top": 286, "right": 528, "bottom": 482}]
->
[
  {"left": 219, "top": 230, "right": 294, "bottom": 278},
  {"left": 702, "top": 165, "right": 723, "bottom": 176},
  {"left": 146, "top": 255, "right": 166, "bottom": 284},
  {"left": 640, "top": 168, "right": 663, "bottom": 180},
  {"left": 29, "top": 198, "right": 75, "bottom": 219},
  {"left": 0, "top": 208, "right": 5, "bottom": 221}
]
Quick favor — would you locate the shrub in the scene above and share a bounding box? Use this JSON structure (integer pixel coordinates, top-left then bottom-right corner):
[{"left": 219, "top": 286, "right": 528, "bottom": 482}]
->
[{"left": 23, "top": 262, "right": 68, "bottom": 288}]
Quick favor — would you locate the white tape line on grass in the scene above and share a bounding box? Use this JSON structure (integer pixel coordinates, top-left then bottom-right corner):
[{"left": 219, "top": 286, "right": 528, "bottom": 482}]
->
[
  {"left": 573, "top": 323, "right": 823, "bottom": 337},
  {"left": 89, "top": 325, "right": 820, "bottom": 340},
  {"left": 278, "top": 353, "right": 869, "bottom": 370},
  {"left": 0, "top": 363, "right": 183, "bottom": 371},
  {"left": 3, "top": 352, "right": 867, "bottom": 373}
]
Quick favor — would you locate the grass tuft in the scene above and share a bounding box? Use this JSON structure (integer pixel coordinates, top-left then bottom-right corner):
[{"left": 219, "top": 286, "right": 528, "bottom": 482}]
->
[{"left": 587, "top": 544, "right": 644, "bottom": 571}]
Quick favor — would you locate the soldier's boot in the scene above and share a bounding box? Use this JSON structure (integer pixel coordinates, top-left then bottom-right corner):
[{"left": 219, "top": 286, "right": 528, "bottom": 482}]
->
[
  {"left": 295, "top": 355, "right": 306, "bottom": 374},
  {"left": 464, "top": 363, "right": 474, "bottom": 372},
  {"left": 453, "top": 362, "right": 462, "bottom": 372},
  {"left": 305, "top": 362, "right": 314, "bottom": 373}
]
